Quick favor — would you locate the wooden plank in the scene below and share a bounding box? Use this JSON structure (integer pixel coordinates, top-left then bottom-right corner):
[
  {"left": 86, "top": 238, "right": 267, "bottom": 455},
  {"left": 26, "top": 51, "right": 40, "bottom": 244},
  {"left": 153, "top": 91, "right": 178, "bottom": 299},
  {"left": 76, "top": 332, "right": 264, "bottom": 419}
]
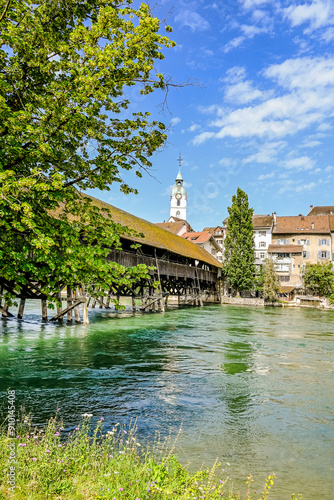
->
[{"left": 49, "top": 300, "right": 84, "bottom": 322}]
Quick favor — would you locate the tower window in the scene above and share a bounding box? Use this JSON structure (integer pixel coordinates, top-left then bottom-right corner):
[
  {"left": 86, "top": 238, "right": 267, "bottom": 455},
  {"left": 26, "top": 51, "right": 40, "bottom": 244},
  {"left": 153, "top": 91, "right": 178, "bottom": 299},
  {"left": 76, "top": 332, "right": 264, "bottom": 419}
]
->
[
  {"left": 176, "top": 211, "right": 180, "bottom": 217},
  {"left": 177, "top": 199, "right": 180, "bottom": 206}
]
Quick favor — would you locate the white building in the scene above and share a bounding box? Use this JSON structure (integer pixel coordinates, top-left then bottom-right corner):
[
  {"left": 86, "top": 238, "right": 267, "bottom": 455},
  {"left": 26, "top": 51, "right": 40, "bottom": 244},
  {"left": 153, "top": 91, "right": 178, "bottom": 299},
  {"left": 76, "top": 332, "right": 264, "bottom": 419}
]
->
[{"left": 170, "top": 167, "right": 187, "bottom": 220}]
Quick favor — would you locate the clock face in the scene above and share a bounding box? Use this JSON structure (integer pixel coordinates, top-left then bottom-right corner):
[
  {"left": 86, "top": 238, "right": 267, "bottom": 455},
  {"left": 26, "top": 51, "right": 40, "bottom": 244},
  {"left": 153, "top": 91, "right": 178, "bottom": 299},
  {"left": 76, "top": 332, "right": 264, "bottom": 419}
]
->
[{"left": 176, "top": 193, "right": 182, "bottom": 200}]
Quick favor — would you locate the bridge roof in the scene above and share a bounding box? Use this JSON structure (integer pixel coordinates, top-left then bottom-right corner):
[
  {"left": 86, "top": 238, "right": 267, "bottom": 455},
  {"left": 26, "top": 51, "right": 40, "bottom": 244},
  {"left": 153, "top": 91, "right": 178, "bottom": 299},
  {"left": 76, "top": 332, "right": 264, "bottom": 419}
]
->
[{"left": 88, "top": 195, "right": 221, "bottom": 268}]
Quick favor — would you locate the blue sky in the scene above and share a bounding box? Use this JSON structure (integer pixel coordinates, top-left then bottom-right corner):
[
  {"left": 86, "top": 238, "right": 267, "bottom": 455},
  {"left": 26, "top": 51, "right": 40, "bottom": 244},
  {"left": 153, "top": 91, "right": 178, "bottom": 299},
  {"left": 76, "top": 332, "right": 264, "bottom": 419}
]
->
[{"left": 89, "top": 0, "right": 334, "bottom": 230}]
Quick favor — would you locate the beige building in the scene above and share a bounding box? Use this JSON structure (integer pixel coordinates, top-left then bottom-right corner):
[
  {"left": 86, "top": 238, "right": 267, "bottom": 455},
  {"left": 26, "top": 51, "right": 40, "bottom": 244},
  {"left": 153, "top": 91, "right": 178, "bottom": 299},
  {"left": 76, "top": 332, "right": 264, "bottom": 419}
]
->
[
  {"left": 202, "top": 226, "right": 224, "bottom": 261},
  {"left": 271, "top": 213, "right": 333, "bottom": 288},
  {"left": 182, "top": 231, "right": 222, "bottom": 260}
]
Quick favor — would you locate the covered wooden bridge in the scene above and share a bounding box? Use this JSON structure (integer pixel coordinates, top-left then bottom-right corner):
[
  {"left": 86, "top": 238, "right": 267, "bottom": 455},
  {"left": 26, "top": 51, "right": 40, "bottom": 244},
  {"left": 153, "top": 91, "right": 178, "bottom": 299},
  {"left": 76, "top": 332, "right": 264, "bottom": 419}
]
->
[{"left": 0, "top": 196, "right": 222, "bottom": 322}]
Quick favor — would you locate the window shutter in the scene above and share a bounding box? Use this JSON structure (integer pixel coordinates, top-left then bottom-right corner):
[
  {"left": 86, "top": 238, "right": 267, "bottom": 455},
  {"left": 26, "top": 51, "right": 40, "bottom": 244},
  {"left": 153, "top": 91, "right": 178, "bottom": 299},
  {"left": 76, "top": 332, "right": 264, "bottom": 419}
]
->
[
  {"left": 307, "top": 251, "right": 310, "bottom": 259},
  {"left": 327, "top": 239, "right": 330, "bottom": 246},
  {"left": 307, "top": 240, "right": 310, "bottom": 245},
  {"left": 318, "top": 250, "right": 321, "bottom": 258},
  {"left": 277, "top": 239, "right": 280, "bottom": 245},
  {"left": 297, "top": 240, "right": 301, "bottom": 245},
  {"left": 319, "top": 239, "right": 322, "bottom": 246},
  {"left": 286, "top": 239, "right": 289, "bottom": 244},
  {"left": 327, "top": 251, "right": 330, "bottom": 259}
]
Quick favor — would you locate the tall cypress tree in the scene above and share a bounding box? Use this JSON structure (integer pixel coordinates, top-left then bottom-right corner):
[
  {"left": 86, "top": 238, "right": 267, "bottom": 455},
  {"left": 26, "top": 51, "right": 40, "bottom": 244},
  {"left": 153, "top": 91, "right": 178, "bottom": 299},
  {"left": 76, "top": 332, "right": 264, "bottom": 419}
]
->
[{"left": 224, "top": 188, "right": 255, "bottom": 295}]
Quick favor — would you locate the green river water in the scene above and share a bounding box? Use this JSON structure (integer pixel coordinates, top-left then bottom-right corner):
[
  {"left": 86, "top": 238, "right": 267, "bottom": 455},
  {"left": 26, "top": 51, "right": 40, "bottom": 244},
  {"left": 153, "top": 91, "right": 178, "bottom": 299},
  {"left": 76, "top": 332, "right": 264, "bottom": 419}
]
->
[{"left": 0, "top": 303, "right": 333, "bottom": 499}]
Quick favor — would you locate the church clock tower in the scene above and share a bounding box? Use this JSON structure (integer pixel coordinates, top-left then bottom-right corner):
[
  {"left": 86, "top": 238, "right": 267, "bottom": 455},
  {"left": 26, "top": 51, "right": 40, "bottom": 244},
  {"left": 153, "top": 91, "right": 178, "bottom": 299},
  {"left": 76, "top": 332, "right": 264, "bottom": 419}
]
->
[{"left": 170, "top": 154, "right": 187, "bottom": 220}]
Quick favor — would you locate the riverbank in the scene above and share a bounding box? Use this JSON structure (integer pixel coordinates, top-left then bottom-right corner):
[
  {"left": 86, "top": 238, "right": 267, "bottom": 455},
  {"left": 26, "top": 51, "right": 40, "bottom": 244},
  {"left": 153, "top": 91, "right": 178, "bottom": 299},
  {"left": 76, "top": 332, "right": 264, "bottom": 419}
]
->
[
  {"left": 0, "top": 414, "right": 276, "bottom": 500},
  {"left": 221, "top": 295, "right": 334, "bottom": 310}
]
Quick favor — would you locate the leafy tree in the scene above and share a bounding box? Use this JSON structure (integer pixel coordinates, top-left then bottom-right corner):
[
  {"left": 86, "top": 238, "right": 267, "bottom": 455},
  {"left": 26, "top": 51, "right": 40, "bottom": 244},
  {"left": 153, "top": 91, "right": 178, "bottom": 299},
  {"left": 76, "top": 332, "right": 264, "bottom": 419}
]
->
[
  {"left": 263, "top": 258, "right": 280, "bottom": 303},
  {"left": 224, "top": 188, "right": 255, "bottom": 295},
  {"left": 0, "top": 0, "right": 176, "bottom": 302},
  {"left": 303, "top": 263, "right": 334, "bottom": 298}
]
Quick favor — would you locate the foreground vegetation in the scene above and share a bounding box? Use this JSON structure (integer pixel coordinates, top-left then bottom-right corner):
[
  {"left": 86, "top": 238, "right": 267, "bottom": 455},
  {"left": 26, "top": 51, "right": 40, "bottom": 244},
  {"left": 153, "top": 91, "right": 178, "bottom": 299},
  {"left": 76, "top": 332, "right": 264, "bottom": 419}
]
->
[{"left": 0, "top": 414, "right": 284, "bottom": 500}]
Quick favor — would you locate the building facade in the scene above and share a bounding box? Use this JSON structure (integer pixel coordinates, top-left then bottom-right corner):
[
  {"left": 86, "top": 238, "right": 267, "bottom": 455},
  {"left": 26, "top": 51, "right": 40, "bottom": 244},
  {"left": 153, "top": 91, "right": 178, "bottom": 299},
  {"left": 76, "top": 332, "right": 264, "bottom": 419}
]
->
[{"left": 271, "top": 214, "right": 333, "bottom": 288}]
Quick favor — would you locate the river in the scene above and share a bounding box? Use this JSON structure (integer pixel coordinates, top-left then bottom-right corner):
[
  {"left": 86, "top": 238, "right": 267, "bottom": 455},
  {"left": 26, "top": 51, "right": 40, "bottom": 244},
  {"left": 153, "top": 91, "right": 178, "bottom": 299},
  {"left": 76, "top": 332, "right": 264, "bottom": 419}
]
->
[{"left": 1, "top": 303, "right": 333, "bottom": 499}]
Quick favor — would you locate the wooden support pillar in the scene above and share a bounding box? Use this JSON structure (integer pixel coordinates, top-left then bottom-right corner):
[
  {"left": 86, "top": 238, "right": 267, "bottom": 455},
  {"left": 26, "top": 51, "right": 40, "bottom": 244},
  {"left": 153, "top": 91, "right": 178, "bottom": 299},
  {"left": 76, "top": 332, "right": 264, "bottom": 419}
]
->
[
  {"left": 17, "top": 298, "right": 26, "bottom": 320},
  {"left": 74, "top": 289, "right": 81, "bottom": 324},
  {"left": 41, "top": 299, "right": 48, "bottom": 321},
  {"left": 1, "top": 303, "right": 9, "bottom": 318},
  {"left": 82, "top": 297, "right": 89, "bottom": 325},
  {"left": 132, "top": 296, "right": 136, "bottom": 312},
  {"left": 105, "top": 292, "right": 110, "bottom": 309},
  {"left": 154, "top": 249, "right": 165, "bottom": 313},
  {"left": 67, "top": 286, "right": 73, "bottom": 323},
  {"left": 195, "top": 268, "right": 204, "bottom": 307},
  {"left": 56, "top": 293, "right": 63, "bottom": 324}
]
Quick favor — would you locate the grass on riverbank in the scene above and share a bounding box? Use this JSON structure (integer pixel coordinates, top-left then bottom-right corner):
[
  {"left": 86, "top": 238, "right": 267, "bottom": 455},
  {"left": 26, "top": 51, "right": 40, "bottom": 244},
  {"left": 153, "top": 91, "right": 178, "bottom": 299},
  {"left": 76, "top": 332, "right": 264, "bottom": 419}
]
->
[{"left": 0, "top": 413, "right": 278, "bottom": 500}]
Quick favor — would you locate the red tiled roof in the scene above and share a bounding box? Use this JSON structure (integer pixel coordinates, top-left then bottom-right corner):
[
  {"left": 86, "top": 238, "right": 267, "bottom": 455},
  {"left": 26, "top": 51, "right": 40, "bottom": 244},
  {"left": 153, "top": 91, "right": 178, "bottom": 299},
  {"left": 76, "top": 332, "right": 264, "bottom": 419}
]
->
[
  {"left": 308, "top": 206, "right": 334, "bottom": 216},
  {"left": 253, "top": 215, "right": 274, "bottom": 227},
  {"left": 273, "top": 215, "right": 331, "bottom": 234},
  {"left": 182, "top": 231, "right": 213, "bottom": 244},
  {"left": 330, "top": 215, "right": 334, "bottom": 231},
  {"left": 268, "top": 244, "right": 303, "bottom": 254},
  {"left": 223, "top": 214, "right": 273, "bottom": 228},
  {"left": 155, "top": 221, "right": 188, "bottom": 235},
  {"left": 202, "top": 226, "right": 223, "bottom": 234}
]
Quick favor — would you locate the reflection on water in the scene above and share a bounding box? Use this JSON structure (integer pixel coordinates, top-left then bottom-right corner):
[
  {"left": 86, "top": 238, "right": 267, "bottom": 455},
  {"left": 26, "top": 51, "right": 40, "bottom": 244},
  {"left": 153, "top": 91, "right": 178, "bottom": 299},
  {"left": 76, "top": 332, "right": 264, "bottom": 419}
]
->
[{"left": 1, "top": 303, "right": 334, "bottom": 499}]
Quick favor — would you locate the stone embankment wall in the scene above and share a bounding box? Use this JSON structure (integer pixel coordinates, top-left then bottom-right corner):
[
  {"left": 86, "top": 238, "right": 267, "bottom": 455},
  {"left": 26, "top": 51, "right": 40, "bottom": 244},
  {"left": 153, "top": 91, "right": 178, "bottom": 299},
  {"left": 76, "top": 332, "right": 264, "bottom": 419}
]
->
[{"left": 221, "top": 296, "right": 265, "bottom": 307}]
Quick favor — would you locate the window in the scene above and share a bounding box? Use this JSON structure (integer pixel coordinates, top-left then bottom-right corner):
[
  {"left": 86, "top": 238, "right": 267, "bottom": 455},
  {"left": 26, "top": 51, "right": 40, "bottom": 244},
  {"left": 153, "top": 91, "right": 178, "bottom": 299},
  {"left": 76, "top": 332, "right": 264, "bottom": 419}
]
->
[
  {"left": 280, "top": 276, "right": 290, "bottom": 282},
  {"left": 260, "top": 252, "right": 265, "bottom": 259},
  {"left": 298, "top": 239, "right": 310, "bottom": 245},
  {"left": 211, "top": 249, "right": 216, "bottom": 255},
  {"left": 303, "top": 251, "right": 310, "bottom": 258},
  {"left": 216, "top": 239, "right": 223, "bottom": 245},
  {"left": 318, "top": 250, "right": 330, "bottom": 259},
  {"left": 260, "top": 241, "right": 266, "bottom": 248},
  {"left": 259, "top": 231, "right": 266, "bottom": 236},
  {"left": 177, "top": 199, "right": 180, "bottom": 206},
  {"left": 176, "top": 211, "right": 180, "bottom": 217},
  {"left": 215, "top": 230, "right": 221, "bottom": 235},
  {"left": 319, "top": 239, "right": 330, "bottom": 246},
  {"left": 277, "top": 239, "right": 289, "bottom": 244}
]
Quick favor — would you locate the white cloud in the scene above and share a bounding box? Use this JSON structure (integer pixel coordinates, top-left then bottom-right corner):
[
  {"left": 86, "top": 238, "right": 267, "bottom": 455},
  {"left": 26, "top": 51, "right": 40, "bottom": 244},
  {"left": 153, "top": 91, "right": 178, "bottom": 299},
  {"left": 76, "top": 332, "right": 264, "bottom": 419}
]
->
[
  {"left": 188, "top": 123, "right": 201, "bottom": 132},
  {"left": 303, "top": 140, "right": 321, "bottom": 148},
  {"left": 295, "top": 182, "right": 317, "bottom": 192},
  {"left": 241, "top": 0, "right": 271, "bottom": 10},
  {"left": 324, "top": 165, "right": 334, "bottom": 172},
  {"left": 258, "top": 172, "right": 275, "bottom": 180},
  {"left": 175, "top": 11, "right": 210, "bottom": 32},
  {"left": 278, "top": 180, "right": 316, "bottom": 194},
  {"left": 264, "top": 57, "right": 334, "bottom": 90},
  {"left": 223, "top": 36, "right": 246, "bottom": 53},
  {"left": 284, "top": 156, "right": 315, "bottom": 171},
  {"left": 193, "top": 56, "right": 334, "bottom": 142},
  {"left": 170, "top": 117, "right": 181, "bottom": 126},
  {"left": 243, "top": 141, "right": 287, "bottom": 164},
  {"left": 224, "top": 80, "right": 272, "bottom": 104},
  {"left": 322, "top": 27, "right": 334, "bottom": 41},
  {"left": 283, "top": 1, "right": 334, "bottom": 34},
  {"left": 193, "top": 131, "right": 215, "bottom": 145}
]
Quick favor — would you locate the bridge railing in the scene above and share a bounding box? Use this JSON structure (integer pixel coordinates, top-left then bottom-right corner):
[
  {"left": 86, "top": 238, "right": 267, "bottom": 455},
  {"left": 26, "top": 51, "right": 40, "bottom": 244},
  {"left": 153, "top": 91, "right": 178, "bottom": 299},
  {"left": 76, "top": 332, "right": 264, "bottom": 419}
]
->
[{"left": 107, "top": 249, "right": 218, "bottom": 283}]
